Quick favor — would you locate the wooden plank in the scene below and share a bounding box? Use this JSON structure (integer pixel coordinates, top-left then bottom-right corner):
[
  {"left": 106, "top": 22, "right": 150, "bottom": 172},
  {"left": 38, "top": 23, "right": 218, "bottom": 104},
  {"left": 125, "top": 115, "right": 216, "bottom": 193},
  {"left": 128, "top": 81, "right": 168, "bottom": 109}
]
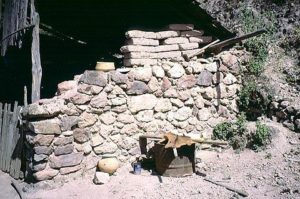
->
[
  {"left": 9, "top": 102, "right": 19, "bottom": 178},
  {"left": 3, "top": 103, "right": 11, "bottom": 172},
  {"left": 0, "top": 103, "right": 8, "bottom": 170},
  {"left": 0, "top": 103, "right": 3, "bottom": 169},
  {"left": 31, "top": 0, "right": 42, "bottom": 103}
]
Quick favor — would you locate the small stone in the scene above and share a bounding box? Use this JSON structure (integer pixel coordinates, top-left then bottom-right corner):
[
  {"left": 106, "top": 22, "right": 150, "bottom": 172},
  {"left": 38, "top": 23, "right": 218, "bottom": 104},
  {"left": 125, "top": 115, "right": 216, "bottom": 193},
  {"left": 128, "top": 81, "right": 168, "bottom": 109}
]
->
[
  {"left": 33, "top": 169, "right": 59, "bottom": 181},
  {"left": 152, "top": 65, "right": 165, "bottom": 78},
  {"left": 197, "top": 70, "right": 213, "bottom": 86},
  {"left": 171, "top": 98, "right": 184, "bottom": 107},
  {"left": 203, "top": 62, "right": 218, "bottom": 73},
  {"left": 174, "top": 107, "right": 192, "bottom": 121},
  {"left": 53, "top": 136, "right": 73, "bottom": 146},
  {"left": 73, "top": 128, "right": 89, "bottom": 143},
  {"left": 164, "top": 86, "right": 180, "bottom": 98},
  {"left": 78, "top": 83, "right": 102, "bottom": 95},
  {"left": 195, "top": 96, "right": 204, "bottom": 109},
  {"left": 83, "top": 142, "right": 92, "bottom": 154},
  {"left": 178, "top": 90, "right": 191, "bottom": 101},
  {"left": 29, "top": 118, "right": 61, "bottom": 135},
  {"left": 79, "top": 70, "right": 107, "bottom": 87},
  {"left": 198, "top": 108, "right": 211, "bottom": 121},
  {"left": 190, "top": 61, "right": 204, "bottom": 73},
  {"left": 93, "top": 172, "right": 110, "bottom": 185},
  {"left": 111, "top": 105, "right": 127, "bottom": 113},
  {"left": 60, "top": 115, "right": 80, "bottom": 131},
  {"left": 34, "top": 154, "right": 48, "bottom": 162},
  {"left": 100, "top": 112, "right": 116, "bottom": 125},
  {"left": 90, "top": 92, "right": 108, "bottom": 108},
  {"left": 57, "top": 80, "right": 77, "bottom": 95},
  {"left": 161, "top": 77, "right": 171, "bottom": 92},
  {"left": 117, "top": 113, "right": 135, "bottom": 124},
  {"left": 148, "top": 77, "right": 160, "bottom": 92},
  {"left": 202, "top": 87, "right": 215, "bottom": 100},
  {"left": 155, "top": 98, "right": 172, "bottom": 112},
  {"left": 49, "top": 152, "right": 84, "bottom": 169},
  {"left": 127, "top": 81, "right": 149, "bottom": 95},
  {"left": 167, "top": 63, "right": 185, "bottom": 78},
  {"left": 111, "top": 97, "right": 127, "bottom": 106},
  {"left": 280, "top": 101, "right": 289, "bottom": 108},
  {"left": 135, "top": 110, "right": 154, "bottom": 122},
  {"left": 34, "top": 146, "right": 53, "bottom": 155},
  {"left": 32, "top": 162, "right": 47, "bottom": 172},
  {"left": 54, "top": 144, "right": 74, "bottom": 156},
  {"left": 90, "top": 133, "right": 104, "bottom": 147},
  {"left": 295, "top": 119, "right": 300, "bottom": 130},
  {"left": 223, "top": 73, "right": 237, "bottom": 85}
]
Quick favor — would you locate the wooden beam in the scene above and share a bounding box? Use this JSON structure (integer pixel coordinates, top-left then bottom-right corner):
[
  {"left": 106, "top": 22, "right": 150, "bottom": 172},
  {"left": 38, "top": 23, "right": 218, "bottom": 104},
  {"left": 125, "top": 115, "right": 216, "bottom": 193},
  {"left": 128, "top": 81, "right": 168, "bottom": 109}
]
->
[{"left": 30, "top": 0, "right": 42, "bottom": 103}]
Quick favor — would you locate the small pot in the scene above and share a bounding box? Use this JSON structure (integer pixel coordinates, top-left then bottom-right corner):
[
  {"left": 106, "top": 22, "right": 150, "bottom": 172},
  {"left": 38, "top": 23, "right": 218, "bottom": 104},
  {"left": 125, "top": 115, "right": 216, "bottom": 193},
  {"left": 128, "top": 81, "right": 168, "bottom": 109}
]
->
[
  {"left": 97, "top": 156, "right": 120, "bottom": 174},
  {"left": 95, "top": 62, "right": 115, "bottom": 72}
]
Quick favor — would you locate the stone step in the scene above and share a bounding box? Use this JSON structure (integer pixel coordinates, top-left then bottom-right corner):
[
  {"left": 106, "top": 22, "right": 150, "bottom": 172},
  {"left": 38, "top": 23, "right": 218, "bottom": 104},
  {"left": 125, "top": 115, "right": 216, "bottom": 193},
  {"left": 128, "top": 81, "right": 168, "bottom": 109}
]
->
[
  {"left": 126, "top": 38, "right": 159, "bottom": 46},
  {"left": 120, "top": 44, "right": 180, "bottom": 53},
  {"left": 168, "top": 24, "right": 194, "bottom": 31},
  {"left": 123, "top": 58, "right": 158, "bottom": 67},
  {"left": 189, "top": 36, "right": 213, "bottom": 44},
  {"left": 178, "top": 43, "right": 199, "bottom": 50},
  {"left": 162, "top": 37, "right": 190, "bottom": 45}
]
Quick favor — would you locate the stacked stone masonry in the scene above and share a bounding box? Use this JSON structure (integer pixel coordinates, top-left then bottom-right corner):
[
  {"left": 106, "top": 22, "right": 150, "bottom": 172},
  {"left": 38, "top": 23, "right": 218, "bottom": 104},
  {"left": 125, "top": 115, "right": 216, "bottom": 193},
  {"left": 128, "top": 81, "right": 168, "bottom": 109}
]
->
[
  {"left": 121, "top": 24, "right": 213, "bottom": 67},
  {"left": 22, "top": 47, "right": 248, "bottom": 182}
]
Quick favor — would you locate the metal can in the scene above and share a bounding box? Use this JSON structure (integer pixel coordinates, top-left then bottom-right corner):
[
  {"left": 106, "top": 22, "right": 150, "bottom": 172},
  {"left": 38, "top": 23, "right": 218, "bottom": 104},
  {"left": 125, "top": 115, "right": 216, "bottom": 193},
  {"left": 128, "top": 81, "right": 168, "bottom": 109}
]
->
[{"left": 133, "top": 162, "right": 141, "bottom": 175}]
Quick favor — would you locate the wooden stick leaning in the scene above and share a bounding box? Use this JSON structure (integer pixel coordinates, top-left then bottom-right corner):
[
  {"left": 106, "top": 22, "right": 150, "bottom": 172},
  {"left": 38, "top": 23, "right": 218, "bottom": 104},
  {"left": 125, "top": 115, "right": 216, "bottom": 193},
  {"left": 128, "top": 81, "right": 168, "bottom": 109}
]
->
[
  {"left": 204, "top": 178, "right": 249, "bottom": 197},
  {"left": 183, "top": 39, "right": 220, "bottom": 61}
]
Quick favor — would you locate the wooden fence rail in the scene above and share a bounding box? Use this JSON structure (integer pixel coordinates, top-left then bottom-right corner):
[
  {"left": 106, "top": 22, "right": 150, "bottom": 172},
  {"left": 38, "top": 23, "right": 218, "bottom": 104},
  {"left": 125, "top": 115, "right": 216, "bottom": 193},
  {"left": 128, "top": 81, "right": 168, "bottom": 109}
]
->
[{"left": 0, "top": 102, "right": 23, "bottom": 179}]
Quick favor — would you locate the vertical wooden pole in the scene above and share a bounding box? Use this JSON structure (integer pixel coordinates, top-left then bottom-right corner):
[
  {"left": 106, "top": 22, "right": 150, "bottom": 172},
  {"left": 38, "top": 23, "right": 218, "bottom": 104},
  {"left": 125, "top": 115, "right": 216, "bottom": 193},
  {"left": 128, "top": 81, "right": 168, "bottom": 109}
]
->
[{"left": 31, "top": 0, "right": 42, "bottom": 103}]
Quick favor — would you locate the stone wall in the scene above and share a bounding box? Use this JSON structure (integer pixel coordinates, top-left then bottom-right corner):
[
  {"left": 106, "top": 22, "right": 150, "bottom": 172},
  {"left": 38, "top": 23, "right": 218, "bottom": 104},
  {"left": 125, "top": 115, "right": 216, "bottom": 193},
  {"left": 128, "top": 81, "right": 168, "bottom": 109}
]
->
[
  {"left": 22, "top": 49, "right": 246, "bottom": 182},
  {"left": 120, "top": 24, "right": 213, "bottom": 67}
]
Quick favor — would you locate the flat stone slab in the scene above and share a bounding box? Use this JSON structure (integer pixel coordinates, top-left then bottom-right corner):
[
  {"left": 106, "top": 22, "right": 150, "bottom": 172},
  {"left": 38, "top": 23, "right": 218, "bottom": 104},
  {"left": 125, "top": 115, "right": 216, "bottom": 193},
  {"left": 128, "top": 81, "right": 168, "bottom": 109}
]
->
[
  {"left": 168, "top": 24, "right": 194, "bottom": 31},
  {"left": 49, "top": 152, "right": 84, "bottom": 169}
]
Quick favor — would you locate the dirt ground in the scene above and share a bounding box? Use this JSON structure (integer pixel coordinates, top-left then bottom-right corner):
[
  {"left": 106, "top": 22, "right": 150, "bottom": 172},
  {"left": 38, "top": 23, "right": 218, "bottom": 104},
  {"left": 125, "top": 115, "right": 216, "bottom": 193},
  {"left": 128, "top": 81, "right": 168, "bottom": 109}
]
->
[{"left": 2, "top": 120, "right": 299, "bottom": 199}]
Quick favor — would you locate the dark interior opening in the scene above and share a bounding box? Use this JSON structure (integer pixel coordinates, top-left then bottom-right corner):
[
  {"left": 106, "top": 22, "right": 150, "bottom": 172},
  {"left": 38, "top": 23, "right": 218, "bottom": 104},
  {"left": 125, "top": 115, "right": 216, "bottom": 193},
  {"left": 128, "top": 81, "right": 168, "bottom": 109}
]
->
[{"left": 0, "top": 0, "right": 233, "bottom": 104}]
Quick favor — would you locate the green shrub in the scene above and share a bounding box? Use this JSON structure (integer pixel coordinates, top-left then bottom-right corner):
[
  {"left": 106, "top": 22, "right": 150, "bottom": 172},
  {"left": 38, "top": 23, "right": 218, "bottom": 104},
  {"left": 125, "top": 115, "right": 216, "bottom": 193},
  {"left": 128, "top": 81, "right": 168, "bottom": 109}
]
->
[
  {"left": 251, "top": 122, "right": 271, "bottom": 150},
  {"left": 213, "top": 122, "right": 233, "bottom": 140}
]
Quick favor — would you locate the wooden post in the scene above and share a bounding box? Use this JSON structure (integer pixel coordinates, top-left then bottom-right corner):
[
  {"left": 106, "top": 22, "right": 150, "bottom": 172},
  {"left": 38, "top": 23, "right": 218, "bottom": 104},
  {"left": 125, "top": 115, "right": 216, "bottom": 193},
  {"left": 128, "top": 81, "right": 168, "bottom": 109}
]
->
[{"left": 30, "top": 0, "right": 42, "bottom": 103}]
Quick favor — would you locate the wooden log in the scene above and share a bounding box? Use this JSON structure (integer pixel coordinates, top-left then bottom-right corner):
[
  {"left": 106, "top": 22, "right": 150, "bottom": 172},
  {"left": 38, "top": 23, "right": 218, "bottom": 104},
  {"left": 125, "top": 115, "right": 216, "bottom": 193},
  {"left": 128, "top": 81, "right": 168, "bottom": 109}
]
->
[
  {"left": 30, "top": 0, "right": 42, "bottom": 103},
  {"left": 0, "top": 103, "right": 3, "bottom": 169},
  {"left": 3, "top": 103, "right": 11, "bottom": 172},
  {"left": 0, "top": 104, "right": 8, "bottom": 170}
]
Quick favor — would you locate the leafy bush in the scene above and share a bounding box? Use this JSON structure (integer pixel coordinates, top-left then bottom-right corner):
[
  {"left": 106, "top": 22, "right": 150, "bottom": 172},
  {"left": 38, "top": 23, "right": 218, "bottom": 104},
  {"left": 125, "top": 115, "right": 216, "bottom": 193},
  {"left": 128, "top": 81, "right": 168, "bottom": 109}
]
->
[
  {"left": 239, "top": 6, "right": 277, "bottom": 76},
  {"left": 251, "top": 122, "right": 271, "bottom": 150},
  {"left": 213, "top": 122, "right": 233, "bottom": 140}
]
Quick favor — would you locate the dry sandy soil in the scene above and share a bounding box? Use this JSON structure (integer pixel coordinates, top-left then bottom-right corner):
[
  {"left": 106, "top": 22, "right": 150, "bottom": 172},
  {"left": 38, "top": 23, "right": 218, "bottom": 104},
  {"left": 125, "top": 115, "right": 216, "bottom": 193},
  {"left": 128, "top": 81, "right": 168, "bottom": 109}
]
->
[{"left": 2, "top": 120, "right": 299, "bottom": 199}]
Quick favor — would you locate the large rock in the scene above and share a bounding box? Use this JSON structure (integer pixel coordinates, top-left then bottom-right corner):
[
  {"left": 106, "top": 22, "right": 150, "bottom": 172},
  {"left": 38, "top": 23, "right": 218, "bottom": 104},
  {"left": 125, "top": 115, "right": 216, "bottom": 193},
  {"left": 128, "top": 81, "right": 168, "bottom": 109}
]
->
[
  {"left": 174, "top": 107, "right": 192, "bottom": 121},
  {"left": 22, "top": 98, "right": 65, "bottom": 119},
  {"left": 60, "top": 165, "right": 81, "bottom": 175},
  {"left": 79, "top": 70, "right": 107, "bottom": 87},
  {"left": 120, "top": 123, "right": 139, "bottom": 135},
  {"left": 117, "top": 112, "right": 135, "bottom": 124},
  {"left": 128, "top": 94, "right": 157, "bottom": 113},
  {"left": 29, "top": 118, "right": 61, "bottom": 135},
  {"left": 167, "top": 63, "right": 185, "bottom": 78},
  {"left": 60, "top": 115, "right": 80, "bottom": 131},
  {"left": 93, "top": 172, "right": 110, "bottom": 185},
  {"left": 132, "top": 67, "right": 152, "bottom": 82},
  {"left": 70, "top": 93, "right": 91, "bottom": 105},
  {"left": 152, "top": 65, "right": 165, "bottom": 78},
  {"left": 34, "top": 146, "right": 53, "bottom": 155},
  {"left": 73, "top": 128, "right": 89, "bottom": 143},
  {"left": 33, "top": 169, "right": 59, "bottom": 181},
  {"left": 177, "top": 75, "right": 197, "bottom": 90},
  {"left": 78, "top": 112, "right": 97, "bottom": 128},
  {"left": 155, "top": 98, "right": 172, "bottom": 112},
  {"left": 34, "top": 135, "right": 55, "bottom": 146},
  {"left": 57, "top": 80, "right": 77, "bottom": 95},
  {"left": 90, "top": 92, "right": 108, "bottom": 108},
  {"left": 198, "top": 108, "right": 211, "bottom": 121},
  {"left": 49, "top": 152, "right": 84, "bottom": 169},
  {"left": 93, "top": 142, "right": 118, "bottom": 155},
  {"left": 197, "top": 70, "right": 213, "bottom": 86},
  {"left": 110, "top": 71, "right": 128, "bottom": 84},
  {"left": 135, "top": 110, "right": 154, "bottom": 122},
  {"left": 54, "top": 144, "right": 74, "bottom": 156},
  {"left": 127, "top": 81, "right": 149, "bottom": 95},
  {"left": 100, "top": 112, "right": 116, "bottom": 125}
]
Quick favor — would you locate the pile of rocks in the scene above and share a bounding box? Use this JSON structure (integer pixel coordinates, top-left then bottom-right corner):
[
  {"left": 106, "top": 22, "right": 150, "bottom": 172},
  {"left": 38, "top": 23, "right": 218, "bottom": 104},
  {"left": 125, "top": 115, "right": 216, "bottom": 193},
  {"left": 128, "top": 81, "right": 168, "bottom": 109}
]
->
[
  {"left": 269, "top": 100, "right": 300, "bottom": 132},
  {"left": 120, "top": 24, "right": 213, "bottom": 67},
  {"left": 21, "top": 48, "right": 246, "bottom": 182}
]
